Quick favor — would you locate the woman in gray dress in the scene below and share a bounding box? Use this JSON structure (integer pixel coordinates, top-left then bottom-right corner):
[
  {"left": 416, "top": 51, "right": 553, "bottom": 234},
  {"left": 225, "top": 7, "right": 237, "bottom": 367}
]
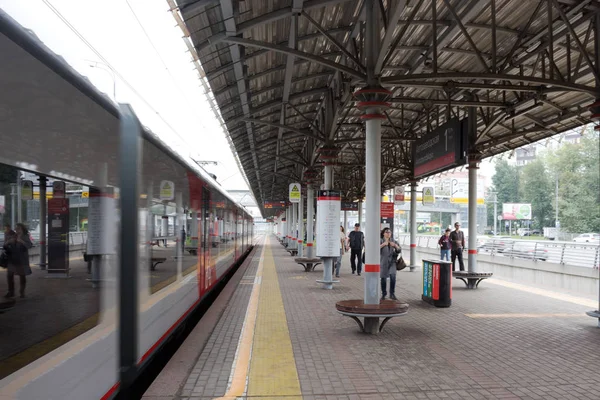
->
[
  {"left": 380, "top": 227, "right": 400, "bottom": 301},
  {"left": 4, "top": 223, "right": 33, "bottom": 298}
]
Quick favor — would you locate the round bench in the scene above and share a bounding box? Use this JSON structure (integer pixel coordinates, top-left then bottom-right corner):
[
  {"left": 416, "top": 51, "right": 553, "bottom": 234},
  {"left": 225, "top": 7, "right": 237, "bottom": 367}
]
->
[
  {"left": 336, "top": 299, "right": 409, "bottom": 333},
  {"left": 453, "top": 271, "right": 493, "bottom": 289}
]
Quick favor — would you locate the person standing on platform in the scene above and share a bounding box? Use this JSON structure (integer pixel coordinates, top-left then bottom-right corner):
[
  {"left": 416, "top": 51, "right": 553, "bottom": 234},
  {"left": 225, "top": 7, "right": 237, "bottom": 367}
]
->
[
  {"left": 450, "top": 222, "right": 465, "bottom": 271},
  {"left": 438, "top": 228, "right": 451, "bottom": 261},
  {"left": 4, "top": 224, "right": 16, "bottom": 242},
  {"left": 334, "top": 226, "right": 347, "bottom": 278},
  {"left": 348, "top": 223, "right": 364, "bottom": 275},
  {"left": 380, "top": 228, "right": 400, "bottom": 301},
  {"left": 4, "top": 223, "right": 33, "bottom": 299}
]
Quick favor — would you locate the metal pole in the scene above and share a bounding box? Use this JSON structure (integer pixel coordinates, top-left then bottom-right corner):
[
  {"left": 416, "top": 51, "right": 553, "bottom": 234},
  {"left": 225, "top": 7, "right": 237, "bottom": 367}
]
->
[
  {"left": 493, "top": 192, "right": 498, "bottom": 236},
  {"left": 292, "top": 202, "right": 298, "bottom": 250},
  {"left": 298, "top": 193, "right": 304, "bottom": 257},
  {"left": 16, "top": 172, "right": 22, "bottom": 223},
  {"left": 118, "top": 104, "right": 140, "bottom": 396},
  {"left": 10, "top": 184, "right": 15, "bottom": 228},
  {"left": 321, "top": 164, "right": 335, "bottom": 289},
  {"left": 468, "top": 160, "right": 478, "bottom": 273},
  {"left": 555, "top": 176, "right": 559, "bottom": 227},
  {"left": 307, "top": 184, "right": 314, "bottom": 258},
  {"left": 344, "top": 210, "right": 348, "bottom": 233},
  {"left": 39, "top": 176, "right": 47, "bottom": 270},
  {"left": 358, "top": 200, "right": 363, "bottom": 228},
  {"left": 176, "top": 191, "right": 183, "bottom": 279},
  {"left": 365, "top": 109, "right": 381, "bottom": 305},
  {"left": 410, "top": 181, "right": 417, "bottom": 271}
]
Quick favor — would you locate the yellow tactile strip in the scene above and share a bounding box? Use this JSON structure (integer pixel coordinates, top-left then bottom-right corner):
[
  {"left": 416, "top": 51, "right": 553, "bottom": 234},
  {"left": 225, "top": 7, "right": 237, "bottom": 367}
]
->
[{"left": 246, "top": 243, "right": 302, "bottom": 398}]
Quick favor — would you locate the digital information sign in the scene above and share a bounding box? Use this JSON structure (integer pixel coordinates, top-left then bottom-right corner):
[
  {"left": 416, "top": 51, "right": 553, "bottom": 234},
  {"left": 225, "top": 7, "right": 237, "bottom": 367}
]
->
[{"left": 413, "top": 118, "right": 468, "bottom": 179}]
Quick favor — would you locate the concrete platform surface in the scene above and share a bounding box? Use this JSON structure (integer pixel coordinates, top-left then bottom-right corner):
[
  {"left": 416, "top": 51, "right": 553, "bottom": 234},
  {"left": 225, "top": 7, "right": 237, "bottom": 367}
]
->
[{"left": 144, "top": 235, "right": 599, "bottom": 400}]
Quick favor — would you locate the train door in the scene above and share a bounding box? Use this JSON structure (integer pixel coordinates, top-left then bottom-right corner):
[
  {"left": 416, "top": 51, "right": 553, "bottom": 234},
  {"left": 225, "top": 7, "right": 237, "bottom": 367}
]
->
[{"left": 200, "top": 186, "right": 210, "bottom": 295}]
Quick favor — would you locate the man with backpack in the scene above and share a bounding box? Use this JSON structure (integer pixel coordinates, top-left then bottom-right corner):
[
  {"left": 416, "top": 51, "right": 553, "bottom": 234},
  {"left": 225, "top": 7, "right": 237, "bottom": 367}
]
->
[{"left": 348, "top": 223, "right": 364, "bottom": 275}]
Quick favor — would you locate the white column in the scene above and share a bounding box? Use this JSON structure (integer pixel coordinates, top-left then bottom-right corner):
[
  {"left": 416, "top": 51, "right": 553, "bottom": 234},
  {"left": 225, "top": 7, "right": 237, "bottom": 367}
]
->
[
  {"left": 410, "top": 181, "right": 417, "bottom": 271},
  {"left": 307, "top": 185, "right": 314, "bottom": 258},
  {"left": 292, "top": 202, "right": 298, "bottom": 250},
  {"left": 321, "top": 164, "right": 335, "bottom": 288},
  {"left": 358, "top": 200, "right": 363, "bottom": 228},
  {"left": 176, "top": 191, "right": 183, "bottom": 279},
  {"left": 468, "top": 160, "right": 478, "bottom": 272},
  {"left": 364, "top": 112, "right": 381, "bottom": 305},
  {"left": 298, "top": 194, "right": 304, "bottom": 257}
]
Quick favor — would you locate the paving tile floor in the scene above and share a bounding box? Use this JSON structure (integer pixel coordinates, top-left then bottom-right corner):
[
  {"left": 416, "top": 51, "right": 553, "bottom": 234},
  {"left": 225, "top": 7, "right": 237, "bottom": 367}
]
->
[{"left": 178, "top": 237, "right": 599, "bottom": 399}]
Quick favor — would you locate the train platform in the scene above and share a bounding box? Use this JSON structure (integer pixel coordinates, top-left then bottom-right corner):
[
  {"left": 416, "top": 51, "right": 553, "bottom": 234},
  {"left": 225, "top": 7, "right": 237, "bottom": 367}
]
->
[
  {"left": 0, "top": 243, "right": 197, "bottom": 379},
  {"left": 144, "top": 235, "right": 599, "bottom": 400}
]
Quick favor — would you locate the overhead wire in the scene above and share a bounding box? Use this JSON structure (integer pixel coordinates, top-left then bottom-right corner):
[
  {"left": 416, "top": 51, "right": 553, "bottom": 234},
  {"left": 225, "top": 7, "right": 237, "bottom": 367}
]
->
[{"left": 42, "top": 0, "right": 191, "bottom": 149}]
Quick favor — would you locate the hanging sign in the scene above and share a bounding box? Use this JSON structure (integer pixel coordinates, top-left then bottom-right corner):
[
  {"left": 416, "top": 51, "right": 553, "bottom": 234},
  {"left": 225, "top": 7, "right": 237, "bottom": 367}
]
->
[
  {"left": 159, "top": 180, "right": 175, "bottom": 201},
  {"left": 341, "top": 201, "right": 359, "bottom": 211},
  {"left": 394, "top": 186, "right": 405, "bottom": 205},
  {"left": 52, "top": 181, "right": 66, "bottom": 198},
  {"left": 21, "top": 180, "right": 33, "bottom": 201},
  {"left": 422, "top": 186, "right": 435, "bottom": 205},
  {"left": 316, "top": 190, "right": 341, "bottom": 258},
  {"left": 289, "top": 183, "right": 301, "bottom": 203}
]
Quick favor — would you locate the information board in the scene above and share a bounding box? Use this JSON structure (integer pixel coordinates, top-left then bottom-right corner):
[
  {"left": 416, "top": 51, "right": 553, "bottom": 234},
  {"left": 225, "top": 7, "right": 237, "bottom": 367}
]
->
[
  {"left": 47, "top": 198, "right": 69, "bottom": 275},
  {"left": 86, "top": 188, "right": 117, "bottom": 255},
  {"left": 264, "top": 201, "right": 286, "bottom": 209},
  {"left": 316, "top": 190, "right": 341, "bottom": 257},
  {"left": 414, "top": 118, "right": 468, "bottom": 179},
  {"left": 380, "top": 202, "right": 394, "bottom": 235}
]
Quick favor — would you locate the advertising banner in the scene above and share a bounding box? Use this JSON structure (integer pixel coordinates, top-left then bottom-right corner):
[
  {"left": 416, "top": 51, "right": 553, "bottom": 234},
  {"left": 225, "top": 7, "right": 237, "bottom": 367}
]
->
[
  {"left": 502, "top": 203, "right": 532, "bottom": 220},
  {"left": 316, "top": 190, "right": 341, "bottom": 257}
]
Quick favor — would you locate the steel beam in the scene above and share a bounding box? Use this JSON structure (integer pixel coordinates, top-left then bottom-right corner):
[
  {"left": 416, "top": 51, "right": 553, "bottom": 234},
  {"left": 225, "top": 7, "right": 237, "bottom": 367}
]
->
[
  {"left": 374, "top": 0, "right": 407, "bottom": 74},
  {"left": 381, "top": 73, "right": 599, "bottom": 95}
]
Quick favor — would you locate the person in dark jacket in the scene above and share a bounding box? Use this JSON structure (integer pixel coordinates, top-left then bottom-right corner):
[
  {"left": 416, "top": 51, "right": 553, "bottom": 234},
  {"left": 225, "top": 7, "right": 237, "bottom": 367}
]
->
[
  {"left": 380, "top": 227, "right": 401, "bottom": 301},
  {"left": 348, "top": 223, "right": 364, "bottom": 275},
  {"left": 449, "top": 222, "right": 465, "bottom": 271},
  {"left": 438, "top": 228, "right": 451, "bottom": 261},
  {"left": 4, "top": 223, "right": 33, "bottom": 298}
]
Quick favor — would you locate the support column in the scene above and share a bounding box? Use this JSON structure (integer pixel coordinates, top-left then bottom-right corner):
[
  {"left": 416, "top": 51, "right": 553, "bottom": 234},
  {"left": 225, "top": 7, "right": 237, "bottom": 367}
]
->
[
  {"left": 409, "top": 181, "right": 417, "bottom": 272},
  {"left": 306, "top": 184, "right": 314, "bottom": 258},
  {"left": 16, "top": 171, "right": 22, "bottom": 223},
  {"left": 343, "top": 210, "right": 348, "bottom": 233},
  {"left": 298, "top": 193, "right": 304, "bottom": 257},
  {"left": 358, "top": 200, "right": 363, "bottom": 228},
  {"left": 39, "top": 176, "right": 47, "bottom": 270},
  {"left": 467, "top": 159, "right": 478, "bottom": 273},
  {"left": 320, "top": 162, "right": 337, "bottom": 289},
  {"left": 292, "top": 202, "right": 298, "bottom": 250},
  {"left": 364, "top": 110, "right": 382, "bottom": 305},
  {"left": 176, "top": 191, "right": 183, "bottom": 279}
]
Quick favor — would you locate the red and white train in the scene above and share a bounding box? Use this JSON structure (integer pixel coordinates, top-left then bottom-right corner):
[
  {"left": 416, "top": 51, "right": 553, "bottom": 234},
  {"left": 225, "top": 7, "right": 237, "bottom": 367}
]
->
[{"left": 0, "top": 10, "right": 253, "bottom": 399}]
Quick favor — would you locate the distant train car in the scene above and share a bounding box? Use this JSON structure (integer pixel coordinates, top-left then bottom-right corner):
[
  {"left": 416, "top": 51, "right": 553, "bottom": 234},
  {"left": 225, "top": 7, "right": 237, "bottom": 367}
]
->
[{"left": 0, "top": 10, "right": 253, "bottom": 400}]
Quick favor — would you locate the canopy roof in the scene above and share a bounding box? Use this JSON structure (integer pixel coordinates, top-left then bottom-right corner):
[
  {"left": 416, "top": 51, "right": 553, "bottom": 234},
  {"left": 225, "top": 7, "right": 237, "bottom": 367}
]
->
[{"left": 173, "top": 0, "right": 599, "bottom": 217}]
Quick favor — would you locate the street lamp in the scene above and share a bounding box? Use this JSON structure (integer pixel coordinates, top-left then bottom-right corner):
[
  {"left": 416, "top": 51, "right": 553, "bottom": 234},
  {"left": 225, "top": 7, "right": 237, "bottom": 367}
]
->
[{"left": 87, "top": 61, "right": 116, "bottom": 100}]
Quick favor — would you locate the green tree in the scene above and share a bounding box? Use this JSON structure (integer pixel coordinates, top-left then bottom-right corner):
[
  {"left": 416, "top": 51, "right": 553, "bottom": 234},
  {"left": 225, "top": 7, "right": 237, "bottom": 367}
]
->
[
  {"left": 492, "top": 158, "right": 521, "bottom": 208},
  {"left": 547, "top": 133, "right": 600, "bottom": 233},
  {"left": 519, "top": 158, "right": 553, "bottom": 229}
]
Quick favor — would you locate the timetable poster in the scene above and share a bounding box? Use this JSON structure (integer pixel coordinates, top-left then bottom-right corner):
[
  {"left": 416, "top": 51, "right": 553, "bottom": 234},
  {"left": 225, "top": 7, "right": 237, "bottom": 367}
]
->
[{"left": 316, "top": 190, "right": 341, "bottom": 257}]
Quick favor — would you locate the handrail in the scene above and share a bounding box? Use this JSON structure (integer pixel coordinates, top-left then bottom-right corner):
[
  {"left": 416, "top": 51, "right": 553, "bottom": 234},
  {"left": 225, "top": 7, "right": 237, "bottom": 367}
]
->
[{"left": 397, "top": 234, "right": 600, "bottom": 269}]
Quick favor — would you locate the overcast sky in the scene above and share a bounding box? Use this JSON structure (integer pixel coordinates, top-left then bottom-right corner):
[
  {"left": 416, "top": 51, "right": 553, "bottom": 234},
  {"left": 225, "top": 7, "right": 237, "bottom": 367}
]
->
[{"left": 0, "top": 0, "right": 250, "bottom": 191}]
